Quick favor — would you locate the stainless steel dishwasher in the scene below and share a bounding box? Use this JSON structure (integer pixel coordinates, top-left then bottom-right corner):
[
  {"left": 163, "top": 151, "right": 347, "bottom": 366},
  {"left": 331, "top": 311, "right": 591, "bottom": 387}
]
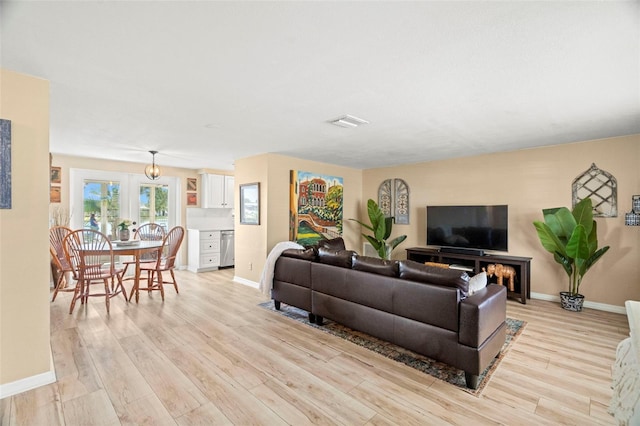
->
[{"left": 219, "top": 230, "right": 234, "bottom": 267}]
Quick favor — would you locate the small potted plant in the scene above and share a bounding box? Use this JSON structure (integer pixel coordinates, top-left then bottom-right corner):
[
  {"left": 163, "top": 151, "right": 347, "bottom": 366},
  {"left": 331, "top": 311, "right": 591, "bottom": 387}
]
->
[
  {"left": 350, "top": 199, "right": 407, "bottom": 260},
  {"left": 532, "top": 197, "right": 610, "bottom": 311},
  {"left": 117, "top": 219, "right": 133, "bottom": 241}
]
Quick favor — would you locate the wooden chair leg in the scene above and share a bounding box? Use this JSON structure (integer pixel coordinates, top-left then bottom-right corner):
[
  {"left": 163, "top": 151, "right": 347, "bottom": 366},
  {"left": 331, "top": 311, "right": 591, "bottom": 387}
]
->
[
  {"left": 157, "top": 271, "right": 165, "bottom": 301},
  {"left": 52, "top": 274, "right": 65, "bottom": 302},
  {"left": 103, "top": 278, "right": 111, "bottom": 314},
  {"left": 169, "top": 269, "right": 179, "bottom": 293}
]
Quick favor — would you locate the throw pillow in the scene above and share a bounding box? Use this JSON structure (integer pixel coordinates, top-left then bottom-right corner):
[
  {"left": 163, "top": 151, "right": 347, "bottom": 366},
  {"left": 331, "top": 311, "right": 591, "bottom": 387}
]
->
[{"left": 468, "top": 272, "right": 487, "bottom": 296}]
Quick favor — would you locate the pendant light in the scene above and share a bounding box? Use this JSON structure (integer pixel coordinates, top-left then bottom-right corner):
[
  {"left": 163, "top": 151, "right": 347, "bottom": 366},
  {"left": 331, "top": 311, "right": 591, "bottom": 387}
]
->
[{"left": 144, "top": 150, "right": 161, "bottom": 180}]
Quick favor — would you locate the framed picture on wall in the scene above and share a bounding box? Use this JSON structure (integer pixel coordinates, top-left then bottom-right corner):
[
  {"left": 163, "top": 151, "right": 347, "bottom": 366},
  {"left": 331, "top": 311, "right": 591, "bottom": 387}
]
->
[
  {"left": 50, "top": 166, "right": 61, "bottom": 184},
  {"left": 187, "top": 177, "right": 197, "bottom": 192},
  {"left": 50, "top": 186, "right": 61, "bottom": 203},
  {"left": 239, "top": 182, "right": 260, "bottom": 225},
  {"left": 187, "top": 192, "right": 197, "bottom": 206}
]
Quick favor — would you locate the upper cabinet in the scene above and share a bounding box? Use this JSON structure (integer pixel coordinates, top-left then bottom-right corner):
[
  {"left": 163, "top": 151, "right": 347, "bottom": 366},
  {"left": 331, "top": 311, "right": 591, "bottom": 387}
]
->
[{"left": 201, "top": 173, "right": 234, "bottom": 208}]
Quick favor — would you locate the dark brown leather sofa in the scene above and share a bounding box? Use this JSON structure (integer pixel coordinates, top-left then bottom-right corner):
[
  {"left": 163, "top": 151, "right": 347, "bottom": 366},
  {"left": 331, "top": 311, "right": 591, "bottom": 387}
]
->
[{"left": 271, "top": 242, "right": 507, "bottom": 389}]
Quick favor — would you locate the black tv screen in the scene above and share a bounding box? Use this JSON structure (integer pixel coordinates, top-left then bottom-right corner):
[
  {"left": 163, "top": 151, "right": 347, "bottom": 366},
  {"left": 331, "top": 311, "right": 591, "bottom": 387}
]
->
[{"left": 426, "top": 205, "right": 508, "bottom": 252}]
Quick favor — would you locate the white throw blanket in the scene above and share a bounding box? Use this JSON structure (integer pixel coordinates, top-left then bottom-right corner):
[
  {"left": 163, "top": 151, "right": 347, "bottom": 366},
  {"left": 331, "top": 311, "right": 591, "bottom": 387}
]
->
[{"left": 259, "top": 241, "right": 304, "bottom": 296}]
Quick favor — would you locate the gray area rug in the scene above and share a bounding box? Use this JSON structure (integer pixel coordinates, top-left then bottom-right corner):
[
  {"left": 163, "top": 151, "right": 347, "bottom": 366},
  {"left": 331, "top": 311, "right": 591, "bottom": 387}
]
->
[{"left": 259, "top": 301, "right": 526, "bottom": 396}]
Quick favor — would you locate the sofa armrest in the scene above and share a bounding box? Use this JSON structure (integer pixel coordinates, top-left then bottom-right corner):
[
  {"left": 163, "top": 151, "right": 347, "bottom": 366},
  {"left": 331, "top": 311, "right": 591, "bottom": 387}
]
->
[{"left": 459, "top": 284, "right": 507, "bottom": 347}]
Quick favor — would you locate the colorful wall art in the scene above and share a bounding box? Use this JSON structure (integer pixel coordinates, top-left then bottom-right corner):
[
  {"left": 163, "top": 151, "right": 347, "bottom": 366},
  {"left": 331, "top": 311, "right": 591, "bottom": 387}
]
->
[{"left": 289, "top": 170, "right": 343, "bottom": 246}]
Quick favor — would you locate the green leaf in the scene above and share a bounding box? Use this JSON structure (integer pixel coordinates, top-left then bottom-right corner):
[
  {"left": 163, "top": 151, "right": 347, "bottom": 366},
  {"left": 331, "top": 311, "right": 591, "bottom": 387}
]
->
[
  {"left": 566, "top": 224, "right": 590, "bottom": 260},
  {"left": 578, "top": 245, "right": 610, "bottom": 276},
  {"left": 553, "top": 251, "right": 573, "bottom": 277},
  {"left": 544, "top": 207, "right": 576, "bottom": 239},
  {"left": 348, "top": 218, "right": 374, "bottom": 233},
  {"left": 388, "top": 234, "right": 407, "bottom": 250},
  {"left": 533, "top": 221, "right": 568, "bottom": 257},
  {"left": 364, "top": 235, "right": 382, "bottom": 251},
  {"left": 572, "top": 198, "right": 593, "bottom": 236}
]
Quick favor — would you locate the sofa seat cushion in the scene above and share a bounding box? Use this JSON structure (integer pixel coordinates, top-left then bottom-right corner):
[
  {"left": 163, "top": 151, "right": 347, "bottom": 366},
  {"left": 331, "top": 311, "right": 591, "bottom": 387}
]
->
[
  {"left": 317, "top": 247, "right": 357, "bottom": 268},
  {"left": 398, "top": 260, "right": 470, "bottom": 297},
  {"left": 352, "top": 255, "right": 399, "bottom": 277}
]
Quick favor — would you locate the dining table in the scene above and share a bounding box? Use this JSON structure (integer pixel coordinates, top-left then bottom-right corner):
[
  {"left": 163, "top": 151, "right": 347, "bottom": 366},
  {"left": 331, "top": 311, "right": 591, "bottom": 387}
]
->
[{"left": 111, "top": 240, "right": 164, "bottom": 301}]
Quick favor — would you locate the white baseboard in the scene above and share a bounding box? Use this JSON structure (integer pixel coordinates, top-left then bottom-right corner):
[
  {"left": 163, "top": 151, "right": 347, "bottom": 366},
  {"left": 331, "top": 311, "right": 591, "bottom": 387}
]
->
[
  {"left": 233, "top": 276, "right": 259, "bottom": 289},
  {"left": 0, "top": 348, "right": 57, "bottom": 399},
  {"left": 530, "top": 292, "right": 626, "bottom": 314}
]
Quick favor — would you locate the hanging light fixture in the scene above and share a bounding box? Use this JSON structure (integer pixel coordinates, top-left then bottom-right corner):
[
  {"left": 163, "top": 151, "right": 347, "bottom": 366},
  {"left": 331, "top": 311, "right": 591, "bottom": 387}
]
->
[{"left": 144, "top": 150, "right": 161, "bottom": 180}]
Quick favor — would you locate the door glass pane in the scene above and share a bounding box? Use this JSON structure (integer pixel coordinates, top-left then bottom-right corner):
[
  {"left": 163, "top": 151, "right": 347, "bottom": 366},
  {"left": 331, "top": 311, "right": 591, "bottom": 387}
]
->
[
  {"left": 83, "top": 180, "right": 120, "bottom": 239},
  {"left": 139, "top": 183, "right": 169, "bottom": 232}
]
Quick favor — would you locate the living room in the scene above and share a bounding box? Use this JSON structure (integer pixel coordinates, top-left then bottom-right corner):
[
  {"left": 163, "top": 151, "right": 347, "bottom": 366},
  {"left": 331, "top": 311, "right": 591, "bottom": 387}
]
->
[{"left": 1, "top": 1, "right": 639, "bottom": 424}]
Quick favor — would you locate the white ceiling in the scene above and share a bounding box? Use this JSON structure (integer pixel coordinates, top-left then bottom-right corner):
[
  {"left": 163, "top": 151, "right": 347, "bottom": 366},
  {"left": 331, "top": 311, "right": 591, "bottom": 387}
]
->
[{"left": 1, "top": 1, "right": 639, "bottom": 171}]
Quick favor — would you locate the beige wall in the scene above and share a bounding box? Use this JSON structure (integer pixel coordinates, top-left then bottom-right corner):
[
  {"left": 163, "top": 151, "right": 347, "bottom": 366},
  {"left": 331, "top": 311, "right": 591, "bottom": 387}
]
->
[
  {"left": 234, "top": 153, "right": 363, "bottom": 283},
  {"left": 0, "top": 69, "right": 51, "bottom": 385},
  {"left": 362, "top": 135, "right": 640, "bottom": 307}
]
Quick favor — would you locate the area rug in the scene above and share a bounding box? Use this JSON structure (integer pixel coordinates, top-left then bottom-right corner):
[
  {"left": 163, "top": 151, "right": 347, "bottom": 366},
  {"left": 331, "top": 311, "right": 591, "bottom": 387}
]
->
[{"left": 258, "top": 301, "right": 526, "bottom": 396}]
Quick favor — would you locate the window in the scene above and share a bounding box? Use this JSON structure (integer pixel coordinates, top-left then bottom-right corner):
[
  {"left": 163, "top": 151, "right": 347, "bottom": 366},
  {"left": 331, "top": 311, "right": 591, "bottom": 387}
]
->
[
  {"left": 83, "top": 179, "right": 121, "bottom": 239},
  {"left": 70, "top": 169, "right": 180, "bottom": 237}
]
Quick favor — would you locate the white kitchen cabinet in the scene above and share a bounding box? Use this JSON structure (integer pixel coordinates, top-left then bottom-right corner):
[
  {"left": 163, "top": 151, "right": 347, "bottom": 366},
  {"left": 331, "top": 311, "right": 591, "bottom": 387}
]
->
[
  {"left": 187, "top": 229, "right": 221, "bottom": 272},
  {"left": 201, "top": 174, "right": 234, "bottom": 208}
]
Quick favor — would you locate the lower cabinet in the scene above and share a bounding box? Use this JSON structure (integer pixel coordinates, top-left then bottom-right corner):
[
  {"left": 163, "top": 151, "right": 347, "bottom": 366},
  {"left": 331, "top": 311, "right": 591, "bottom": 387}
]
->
[{"left": 187, "top": 229, "right": 220, "bottom": 272}]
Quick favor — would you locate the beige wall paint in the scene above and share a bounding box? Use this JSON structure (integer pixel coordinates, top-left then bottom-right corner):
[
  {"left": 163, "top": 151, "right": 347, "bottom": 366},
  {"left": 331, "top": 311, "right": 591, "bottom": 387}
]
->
[
  {"left": 362, "top": 135, "right": 640, "bottom": 307},
  {"left": 0, "top": 69, "right": 51, "bottom": 385},
  {"left": 234, "top": 153, "right": 363, "bottom": 283}
]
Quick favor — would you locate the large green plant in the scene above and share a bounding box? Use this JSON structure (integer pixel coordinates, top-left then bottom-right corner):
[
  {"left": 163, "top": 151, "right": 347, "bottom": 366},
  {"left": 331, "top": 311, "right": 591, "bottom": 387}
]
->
[
  {"left": 532, "top": 197, "right": 610, "bottom": 296},
  {"left": 350, "top": 199, "right": 407, "bottom": 260}
]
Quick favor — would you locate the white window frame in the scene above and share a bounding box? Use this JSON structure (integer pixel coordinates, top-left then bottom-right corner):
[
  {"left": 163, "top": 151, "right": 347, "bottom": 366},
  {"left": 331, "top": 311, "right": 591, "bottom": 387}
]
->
[{"left": 69, "top": 168, "right": 180, "bottom": 233}]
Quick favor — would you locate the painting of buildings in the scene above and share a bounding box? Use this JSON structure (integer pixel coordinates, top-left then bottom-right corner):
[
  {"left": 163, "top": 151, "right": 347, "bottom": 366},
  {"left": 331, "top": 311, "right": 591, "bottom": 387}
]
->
[{"left": 289, "top": 170, "right": 343, "bottom": 246}]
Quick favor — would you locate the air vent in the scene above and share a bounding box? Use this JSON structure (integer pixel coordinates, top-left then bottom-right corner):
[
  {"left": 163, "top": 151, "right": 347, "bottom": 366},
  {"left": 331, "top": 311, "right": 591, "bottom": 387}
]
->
[{"left": 328, "top": 114, "right": 369, "bottom": 128}]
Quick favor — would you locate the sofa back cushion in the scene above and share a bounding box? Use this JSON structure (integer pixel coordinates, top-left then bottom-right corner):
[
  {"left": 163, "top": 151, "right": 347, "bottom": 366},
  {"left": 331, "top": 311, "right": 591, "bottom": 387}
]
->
[
  {"left": 315, "top": 237, "right": 346, "bottom": 251},
  {"left": 317, "top": 247, "right": 357, "bottom": 268},
  {"left": 280, "top": 248, "right": 317, "bottom": 261},
  {"left": 398, "top": 260, "right": 470, "bottom": 297},
  {"left": 352, "top": 255, "right": 399, "bottom": 277}
]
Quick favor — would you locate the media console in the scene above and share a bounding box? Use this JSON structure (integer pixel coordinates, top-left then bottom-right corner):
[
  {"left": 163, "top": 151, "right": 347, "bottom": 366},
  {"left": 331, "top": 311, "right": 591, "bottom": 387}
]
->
[{"left": 405, "top": 247, "right": 531, "bottom": 304}]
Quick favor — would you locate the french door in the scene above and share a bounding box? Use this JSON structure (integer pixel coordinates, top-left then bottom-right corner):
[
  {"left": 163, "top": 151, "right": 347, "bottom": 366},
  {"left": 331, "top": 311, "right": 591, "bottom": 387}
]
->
[{"left": 70, "top": 169, "right": 179, "bottom": 238}]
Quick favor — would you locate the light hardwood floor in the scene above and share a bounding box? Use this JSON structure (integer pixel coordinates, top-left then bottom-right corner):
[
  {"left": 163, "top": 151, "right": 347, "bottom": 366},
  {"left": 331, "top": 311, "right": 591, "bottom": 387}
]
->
[{"left": 0, "top": 268, "right": 630, "bottom": 425}]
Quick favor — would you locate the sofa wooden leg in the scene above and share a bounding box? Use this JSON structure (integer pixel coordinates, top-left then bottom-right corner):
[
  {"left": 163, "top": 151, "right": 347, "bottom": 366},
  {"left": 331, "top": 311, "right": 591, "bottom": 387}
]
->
[
  {"left": 308, "top": 313, "right": 316, "bottom": 323},
  {"left": 464, "top": 372, "right": 479, "bottom": 390},
  {"left": 274, "top": 300, "right": 281, "bottom": 310},
  {"left": 315, "top": 315, "right": 323, "bottom": 326}
]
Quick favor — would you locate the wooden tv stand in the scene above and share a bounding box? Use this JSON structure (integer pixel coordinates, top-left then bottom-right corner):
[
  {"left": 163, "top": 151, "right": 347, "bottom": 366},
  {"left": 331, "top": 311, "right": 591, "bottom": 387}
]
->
[{"left": 405, "top": 247, "right": 531, "bottom": 304}]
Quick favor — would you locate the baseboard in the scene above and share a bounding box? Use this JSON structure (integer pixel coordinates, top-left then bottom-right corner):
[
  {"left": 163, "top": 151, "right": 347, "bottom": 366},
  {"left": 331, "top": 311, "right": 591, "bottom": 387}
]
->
[
  {"left": 233, "top": 276, "right": 259, "bottom": 289},
  {"left": 0, "top": 347, "right": 57, "bottom": 399},
  {"left": 530, "top": 292, "right": 626, "bottom": 314}
]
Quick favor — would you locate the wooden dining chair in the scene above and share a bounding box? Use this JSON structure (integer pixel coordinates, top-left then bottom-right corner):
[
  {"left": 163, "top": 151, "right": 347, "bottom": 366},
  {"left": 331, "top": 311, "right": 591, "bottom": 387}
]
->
[
  {"left": 49, "top": 226, "right": 76, "bottom": 302},
  {"left": 132, "top": 226, "right": 185, "bottom": 302},
  {"left": 121, "top": 222, "right": 166, "bottom": 278},
  {"left": 63, "top": 229, "right": 127, "bottom": 314}
]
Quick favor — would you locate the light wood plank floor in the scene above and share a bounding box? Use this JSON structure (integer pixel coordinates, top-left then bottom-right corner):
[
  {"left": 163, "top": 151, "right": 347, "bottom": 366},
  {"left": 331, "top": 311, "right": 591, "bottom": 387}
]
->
[{"left": 1, "top": 268, "right": 630, "bottom": 425}]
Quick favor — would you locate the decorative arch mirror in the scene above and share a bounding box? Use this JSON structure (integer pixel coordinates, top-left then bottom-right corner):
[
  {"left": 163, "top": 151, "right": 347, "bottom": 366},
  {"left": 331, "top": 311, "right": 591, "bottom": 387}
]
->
[
  {"left": 572, "top": 163, "right": 617, "bottom": 217},
  {"left": 378, "top": 178, "right": 410, "bottom": 224}
]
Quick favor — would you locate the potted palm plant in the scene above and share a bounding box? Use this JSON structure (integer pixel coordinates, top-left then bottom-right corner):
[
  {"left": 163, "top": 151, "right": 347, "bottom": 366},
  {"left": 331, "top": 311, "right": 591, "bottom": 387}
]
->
[
  {"left": 532, "top": 197, "right": 610, "bottom": 311},
  {"left": 350, "top": 199, "right": 407, "bottom": 260}
]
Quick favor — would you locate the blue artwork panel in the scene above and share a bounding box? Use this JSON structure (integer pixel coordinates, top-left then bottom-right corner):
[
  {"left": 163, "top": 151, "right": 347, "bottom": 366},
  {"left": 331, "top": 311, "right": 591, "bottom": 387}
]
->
[{"left": 0, "top": 119, "right": 11, "bottom": 209}]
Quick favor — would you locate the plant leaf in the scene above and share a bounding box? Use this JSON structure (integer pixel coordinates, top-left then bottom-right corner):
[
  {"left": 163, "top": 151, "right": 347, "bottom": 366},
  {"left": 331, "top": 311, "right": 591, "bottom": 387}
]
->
[
  {"left": 553, "top": 251, "right": 573, "bottom": 277},
  {"left": 348, "top": 218, "right": 374, "bottom": 233},
  {"left": 533, "top": 221, "right": 568, "bottom": 257},
  {"left": 388, "top": 235, "right": 407, "bottom": 250},
  {"left": 566, "top": 224, "right": 590, "bottom": 260},
  {"left": 544, "top": 207, "right": 576, "bottom": 239},
  {"left": 572, "top": 198, "right": 593, "bottom": 236}
]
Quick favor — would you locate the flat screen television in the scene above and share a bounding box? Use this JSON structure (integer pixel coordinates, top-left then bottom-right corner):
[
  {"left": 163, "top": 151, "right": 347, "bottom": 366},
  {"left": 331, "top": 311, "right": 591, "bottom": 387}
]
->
[{"left": 426, "top": 205, "right": 508, "bottom": 252}]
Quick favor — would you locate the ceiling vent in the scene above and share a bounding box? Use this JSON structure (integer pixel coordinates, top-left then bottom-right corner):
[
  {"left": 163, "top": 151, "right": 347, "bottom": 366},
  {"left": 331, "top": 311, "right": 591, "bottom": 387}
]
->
[{"left": 328, "top": 114, "right": 369, "bottom": 128}]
